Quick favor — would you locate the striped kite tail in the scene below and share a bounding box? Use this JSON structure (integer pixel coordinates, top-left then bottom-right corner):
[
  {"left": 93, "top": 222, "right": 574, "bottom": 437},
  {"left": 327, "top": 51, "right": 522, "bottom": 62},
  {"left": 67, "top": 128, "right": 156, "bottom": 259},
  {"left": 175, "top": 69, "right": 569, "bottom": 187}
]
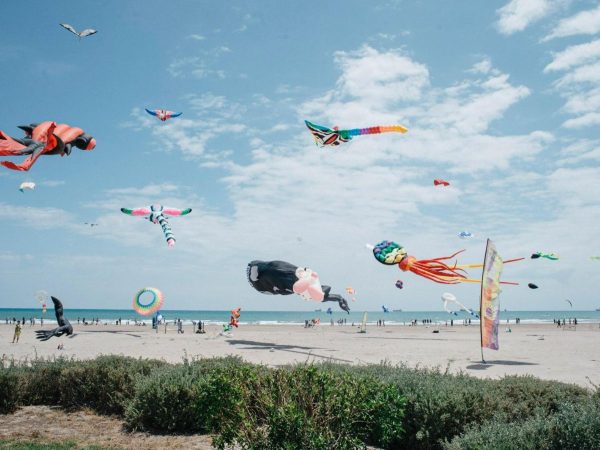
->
[
  {"left": 346, "top": 125, "right": 409, "bottom": 137},
  {"left": 156, "top": 214, "right": 175, "bottom": 247}
]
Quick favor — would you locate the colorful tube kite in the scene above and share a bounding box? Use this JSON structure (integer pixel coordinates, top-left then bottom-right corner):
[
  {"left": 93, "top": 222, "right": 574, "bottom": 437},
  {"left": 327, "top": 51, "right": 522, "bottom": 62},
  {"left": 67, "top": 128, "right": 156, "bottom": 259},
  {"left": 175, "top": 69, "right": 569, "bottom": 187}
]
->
[
  {"left": 246, "top": 260, "right": 350, "bottom": 313},
  {"left": 304, "top": 120, "right": 408, "bottom": 147},
  {"left": 0, "top": 122, "right": 96, "bottom": 171},
  {"left": 121, "top": 205, "right": 191, "bottom": 247},
  {"left": 145, "top": 109, "right": 183, "bottom": 122},
  {"left": 371, "top": 240, "right": 523, "bottom": 285}
]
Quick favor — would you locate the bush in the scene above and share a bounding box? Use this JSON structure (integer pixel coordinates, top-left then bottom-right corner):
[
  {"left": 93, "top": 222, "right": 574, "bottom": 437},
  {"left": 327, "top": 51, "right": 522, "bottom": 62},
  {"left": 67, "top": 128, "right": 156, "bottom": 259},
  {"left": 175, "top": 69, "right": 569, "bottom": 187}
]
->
[
  {"left": 444, "top": 398, "right": 600, "bottom": 450},
  {"left": 0, "top": 366, "right": 21, "bottom": 414},
  {"left": 319, "top": 362, "right": 590, "bottom": 449},
  {"left": 125, "top": 357, "right": 256, "bottom": 433},
  {"left": 216, "top": 365, "right": 406, "bottom": 450}
]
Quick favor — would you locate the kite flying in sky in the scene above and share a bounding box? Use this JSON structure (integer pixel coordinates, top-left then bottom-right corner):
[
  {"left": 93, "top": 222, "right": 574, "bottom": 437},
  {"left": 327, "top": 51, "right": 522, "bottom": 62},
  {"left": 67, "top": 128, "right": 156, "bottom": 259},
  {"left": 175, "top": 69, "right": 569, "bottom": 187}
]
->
[
  {"left": 458, "top": 231, "right": 474, "bottom": 239},
  {"left": 370, "top": 240, "right": 523, "bottom": 286},
  {"left": 145, "top": 109, "right": 183, "bottom": 122},
  {"left": 304, "top": 120, "right": 407, "bottom": 147},
  {"left": 246, "top": 260, "right": 350, "bottom": 313},
  {"left": 531, "top": 252, "right": 559, "bottom": 260},
  {"left": 19, "top": 182, "right": 35, "bottom": 192},
  {"left": 35, "top": 296, "right": 73, "bottom": 341},
  {"left": 0, "top": 122, "right": 96, "bottom": 171},
  {"left": 121, "top": 205, "right": 191, "bottom": 247},
  {"left": 528, "top": 283, "right": 539, "bottom": 289},
  {"left": 59, "top": 23, "right": 97, "bottom": 39},
  {"left": 433, "top": 179, "right": 450, "bottom": 186},
  {"left": 441, "top": 292, "right": 479, "bottom": 318}
]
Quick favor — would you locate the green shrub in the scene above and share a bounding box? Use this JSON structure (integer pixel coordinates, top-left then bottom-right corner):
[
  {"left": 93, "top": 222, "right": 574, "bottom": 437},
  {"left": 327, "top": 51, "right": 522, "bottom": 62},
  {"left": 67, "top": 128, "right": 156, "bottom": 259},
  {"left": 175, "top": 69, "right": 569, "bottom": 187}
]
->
[
  {"left": 444, "top": 398, "right": 600, "bottom": 450},
  {"left": 125, "top": 357, "right": 256, "bottom": 433},
  {"left": 213, "top": 365, "right": 406, "bottom": 450},
  {"left": 0, "top": 366, "right": 21, "bottom": 414},
  {"left": 318, "top": 362, "right": 590, "bottom": 449},
  {"left": 56, "top": 355, "right": 165, "bottom": 414}
]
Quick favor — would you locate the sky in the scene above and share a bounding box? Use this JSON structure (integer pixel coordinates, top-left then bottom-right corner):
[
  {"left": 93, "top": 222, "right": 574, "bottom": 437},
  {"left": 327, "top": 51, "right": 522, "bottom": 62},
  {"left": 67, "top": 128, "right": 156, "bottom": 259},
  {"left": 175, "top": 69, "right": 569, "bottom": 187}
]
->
[{"left": 1, "top": 0, "right": 599, "bottom": 311}]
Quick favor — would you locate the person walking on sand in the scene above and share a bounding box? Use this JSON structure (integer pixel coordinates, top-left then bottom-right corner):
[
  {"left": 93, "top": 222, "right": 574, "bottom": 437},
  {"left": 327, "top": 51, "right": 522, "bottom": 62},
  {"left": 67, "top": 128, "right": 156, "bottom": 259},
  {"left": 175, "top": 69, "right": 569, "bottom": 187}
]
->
[
  {"left": 12, "top": 322, "right": 22, "bottom": 343},
  {"left": 177, "top": 319, "right": 184, "bottom": 334}
]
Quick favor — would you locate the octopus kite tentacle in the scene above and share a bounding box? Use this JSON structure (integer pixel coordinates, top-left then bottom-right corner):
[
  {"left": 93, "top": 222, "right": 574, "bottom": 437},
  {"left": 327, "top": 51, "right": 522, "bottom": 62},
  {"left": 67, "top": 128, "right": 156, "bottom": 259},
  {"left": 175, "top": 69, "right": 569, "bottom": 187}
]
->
[{"left": 398, "top": 251, "right": 468, "bottom": 284}]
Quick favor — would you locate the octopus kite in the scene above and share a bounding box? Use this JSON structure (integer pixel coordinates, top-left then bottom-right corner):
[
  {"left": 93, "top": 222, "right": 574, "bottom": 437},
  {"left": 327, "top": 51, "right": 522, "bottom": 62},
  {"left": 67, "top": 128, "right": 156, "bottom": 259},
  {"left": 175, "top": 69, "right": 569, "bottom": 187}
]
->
[
  {"left": 246, "top": 260, "right": 350, "bottom": 313},
  {"left": 304, "top": 120, "right": 407, "bottom": 147},
  {"left": 145, "top": 109, "right": 183, "bottom": 122},
  {"left": 121, "top": 205, "right": 191, "bottom": 247},
  {"left": 371, "top": 240, "right": 523, "bottom": 286},
  {"left": 0, "top": 122, "right": 96, "bottom": 171}
]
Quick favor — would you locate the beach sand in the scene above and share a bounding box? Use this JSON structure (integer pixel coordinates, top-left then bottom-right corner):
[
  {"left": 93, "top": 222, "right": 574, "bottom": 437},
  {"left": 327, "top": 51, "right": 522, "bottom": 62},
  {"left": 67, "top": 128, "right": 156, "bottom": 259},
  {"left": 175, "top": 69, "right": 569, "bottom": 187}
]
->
[{"left": 2, "top": 321, "right": 599, "bottom": 388}]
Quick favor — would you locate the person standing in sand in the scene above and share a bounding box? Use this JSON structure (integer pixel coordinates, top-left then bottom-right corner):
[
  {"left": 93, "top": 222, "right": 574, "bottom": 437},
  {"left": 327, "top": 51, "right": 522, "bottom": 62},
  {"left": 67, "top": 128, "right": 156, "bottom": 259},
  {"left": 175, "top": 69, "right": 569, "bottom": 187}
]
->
[{"left": 12, "top": 322, "right": 22, "bottom": 343}]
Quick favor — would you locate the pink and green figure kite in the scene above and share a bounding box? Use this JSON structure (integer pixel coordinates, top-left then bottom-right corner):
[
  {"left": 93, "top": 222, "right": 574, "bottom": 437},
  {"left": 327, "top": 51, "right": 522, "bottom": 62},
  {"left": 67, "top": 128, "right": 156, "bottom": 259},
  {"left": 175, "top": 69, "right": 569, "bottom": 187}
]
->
[
  {"left": 304, "top": 120, "right": 408, "bottom": 147},
  {"left": 121, "top": 205, "right": 191, "bottom": 247}
]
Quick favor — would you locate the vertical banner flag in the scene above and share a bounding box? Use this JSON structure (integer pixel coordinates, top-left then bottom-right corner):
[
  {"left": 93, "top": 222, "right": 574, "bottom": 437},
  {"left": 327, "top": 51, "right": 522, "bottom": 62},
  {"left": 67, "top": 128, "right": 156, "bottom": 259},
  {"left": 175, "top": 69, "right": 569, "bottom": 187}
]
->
[{"left": 480, "top": 239, "right": 504, "bottom": 351}]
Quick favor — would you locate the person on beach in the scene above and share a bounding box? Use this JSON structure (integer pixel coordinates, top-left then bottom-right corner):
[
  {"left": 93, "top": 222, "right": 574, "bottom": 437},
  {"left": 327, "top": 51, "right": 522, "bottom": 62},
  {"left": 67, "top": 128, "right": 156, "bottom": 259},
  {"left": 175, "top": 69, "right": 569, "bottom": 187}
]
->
[
  {"left": 12, "top": 322, "right": 22, "bottom": 343},
  {"left": 177, "top": 319, "right": 184, "bottom": 334}
]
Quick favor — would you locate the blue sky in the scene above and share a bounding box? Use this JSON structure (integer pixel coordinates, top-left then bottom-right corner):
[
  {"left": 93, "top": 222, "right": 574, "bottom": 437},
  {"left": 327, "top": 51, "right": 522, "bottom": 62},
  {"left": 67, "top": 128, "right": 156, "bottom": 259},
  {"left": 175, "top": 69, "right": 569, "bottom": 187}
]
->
[{"left": 1, "top": 0, "right": 599, "bottom": 311}]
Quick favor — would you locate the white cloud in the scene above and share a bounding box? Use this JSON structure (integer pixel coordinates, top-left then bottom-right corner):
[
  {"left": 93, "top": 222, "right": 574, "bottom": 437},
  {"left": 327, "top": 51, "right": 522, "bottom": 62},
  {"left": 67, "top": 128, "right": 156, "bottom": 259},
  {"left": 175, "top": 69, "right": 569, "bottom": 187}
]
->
[
  {"left": 544, "top": 39, "right": 600, "bottom": 72},
  {"left": 496, "top": 0, "right": 559, "bottom": 35},
  {"left": 544, "top": 4, "right": 600, "bottom": 40},
  {"left": 563, "top": 112, "right": 600, "bottom": 128},
  {"left": 188, "top": 34, "right": 205, "bottom": 41}
]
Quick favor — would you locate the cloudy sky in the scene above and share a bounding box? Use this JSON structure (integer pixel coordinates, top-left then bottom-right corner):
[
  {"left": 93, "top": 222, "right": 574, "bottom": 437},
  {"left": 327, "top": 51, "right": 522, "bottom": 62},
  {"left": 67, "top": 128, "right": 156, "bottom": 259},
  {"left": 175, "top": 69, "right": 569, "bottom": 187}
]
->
[{"left": 1, "top": 0, "right": 599, "bottom": 311}]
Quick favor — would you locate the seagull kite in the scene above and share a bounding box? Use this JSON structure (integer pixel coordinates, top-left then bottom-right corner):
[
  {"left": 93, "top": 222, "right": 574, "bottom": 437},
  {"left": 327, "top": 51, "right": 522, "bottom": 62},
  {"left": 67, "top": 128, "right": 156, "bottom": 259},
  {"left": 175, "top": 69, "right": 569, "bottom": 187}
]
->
[
  {"left": 145, "top": 109, "right": 183, "bottom": 122},
  {"left": 304, "top": 120, "right": 407, "bottom": 147},
  {"left": 59, "top": 23, "right": 97, "bottom": 39}
]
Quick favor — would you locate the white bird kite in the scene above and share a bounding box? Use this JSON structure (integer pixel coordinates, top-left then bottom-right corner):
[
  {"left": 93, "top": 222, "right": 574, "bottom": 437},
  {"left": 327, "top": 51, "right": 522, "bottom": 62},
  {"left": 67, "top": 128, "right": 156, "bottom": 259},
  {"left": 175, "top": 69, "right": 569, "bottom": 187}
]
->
[{"left": 59, "top": 23, "right": 98, "bottom": 39}]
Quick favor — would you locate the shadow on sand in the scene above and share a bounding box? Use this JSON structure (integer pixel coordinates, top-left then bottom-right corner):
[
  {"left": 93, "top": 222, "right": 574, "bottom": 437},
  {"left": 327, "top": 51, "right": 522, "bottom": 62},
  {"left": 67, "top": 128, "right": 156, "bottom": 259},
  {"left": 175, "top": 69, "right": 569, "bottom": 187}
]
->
[
  {"left": 226, "top": 339, "right": 353, "bottom": 363},
  {"left": 77, "top": 330, "right": 142, "bottom": 338},
  {"left": 466, "top": 360, "right": 538, "bottom": 370}
]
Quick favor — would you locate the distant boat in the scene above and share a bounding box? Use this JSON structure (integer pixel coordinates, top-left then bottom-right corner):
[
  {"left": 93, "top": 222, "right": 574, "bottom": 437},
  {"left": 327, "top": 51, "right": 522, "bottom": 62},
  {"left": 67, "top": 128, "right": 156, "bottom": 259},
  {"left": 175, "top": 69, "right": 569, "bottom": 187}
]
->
[
  {"left": 393, "top": 309, "right": 403, "bottom": 312},
  {"left": 314, "top": 309, "right": 322, "bottom": 312},
  {"left": 596, "top": 308, "right": 600, "bottom": 311}
]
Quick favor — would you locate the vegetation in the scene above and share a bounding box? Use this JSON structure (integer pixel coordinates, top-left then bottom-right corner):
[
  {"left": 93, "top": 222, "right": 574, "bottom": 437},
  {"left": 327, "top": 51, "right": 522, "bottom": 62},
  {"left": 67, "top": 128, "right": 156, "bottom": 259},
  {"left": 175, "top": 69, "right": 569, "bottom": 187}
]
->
[{"left": 1, "top": 355, "right": 597, "bottom": 449}]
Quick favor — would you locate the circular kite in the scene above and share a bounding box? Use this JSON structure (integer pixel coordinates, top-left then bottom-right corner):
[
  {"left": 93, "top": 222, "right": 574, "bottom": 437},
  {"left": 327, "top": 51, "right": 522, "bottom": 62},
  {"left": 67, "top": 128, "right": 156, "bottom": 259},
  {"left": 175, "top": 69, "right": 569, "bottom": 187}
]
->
[{"left": 133, "top": 287, "right": 164, "bottom": 315}]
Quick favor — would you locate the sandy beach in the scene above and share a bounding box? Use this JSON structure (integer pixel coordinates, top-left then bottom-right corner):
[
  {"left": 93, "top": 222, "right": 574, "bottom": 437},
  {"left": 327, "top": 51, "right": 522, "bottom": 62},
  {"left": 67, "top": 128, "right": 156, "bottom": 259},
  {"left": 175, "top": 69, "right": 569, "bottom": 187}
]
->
[{"left": 2, "top": 321, "right": 599, "bottom": 388}]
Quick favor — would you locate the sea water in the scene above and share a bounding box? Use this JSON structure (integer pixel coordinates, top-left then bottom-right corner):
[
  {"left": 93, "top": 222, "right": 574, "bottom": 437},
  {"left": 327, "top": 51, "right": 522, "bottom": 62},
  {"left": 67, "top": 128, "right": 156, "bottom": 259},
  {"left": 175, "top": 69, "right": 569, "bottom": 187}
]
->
[{"left": 1, "top": 308, "right": 599, "bottom": 326}]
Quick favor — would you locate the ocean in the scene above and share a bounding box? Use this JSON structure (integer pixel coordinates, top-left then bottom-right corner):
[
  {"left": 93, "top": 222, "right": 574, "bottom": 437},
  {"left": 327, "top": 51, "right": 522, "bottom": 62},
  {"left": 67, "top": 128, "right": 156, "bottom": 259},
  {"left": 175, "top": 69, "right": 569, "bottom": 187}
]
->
[{"left": 1, "top": 308, "right": 599, "bottom": 326}]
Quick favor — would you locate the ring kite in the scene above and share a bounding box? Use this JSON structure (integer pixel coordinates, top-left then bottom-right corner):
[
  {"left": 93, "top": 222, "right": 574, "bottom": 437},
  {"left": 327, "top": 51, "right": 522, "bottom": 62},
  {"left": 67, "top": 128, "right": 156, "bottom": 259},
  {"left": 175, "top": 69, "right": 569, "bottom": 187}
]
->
[
  {"left": 0, "top": 122, "right": 96, "bottom": 171},
  {"left": 371, "top": 240, "right": 523, "bottom": 286},
  {"left": 247, "top": 260, "right": 350, "bottom": 313},
  {"left": 304, "top": 120, "right": 408, "bottom": 147},
  {"left": 121, "top": 205, "right": 191, "bottom": 247},
  {"left": 145, "top": 109, "right": 183, "bottom": 122},
  {"left": 133, "top": 287, "right": 164, "bottom": 316},
  {"left": 531, "top": 252, "right": 559, "bottom": 260}
]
